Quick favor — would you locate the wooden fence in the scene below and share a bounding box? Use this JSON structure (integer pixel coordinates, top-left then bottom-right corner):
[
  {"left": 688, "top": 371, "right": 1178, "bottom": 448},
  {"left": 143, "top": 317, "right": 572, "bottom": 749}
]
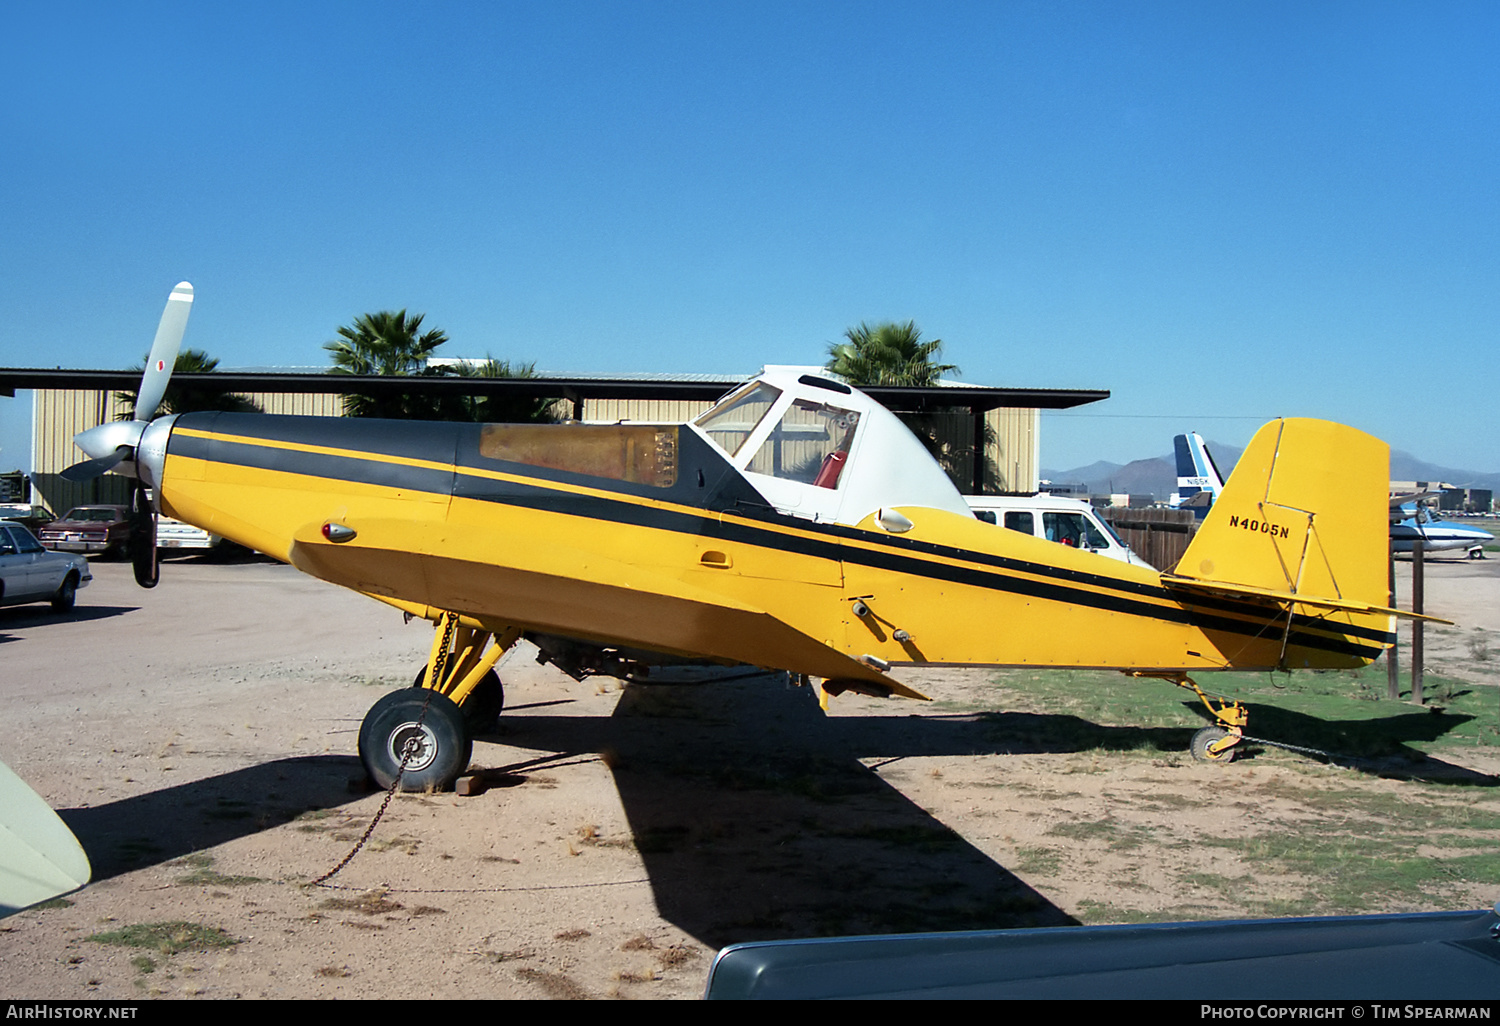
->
[{"left": 1099, "top": 507, "right": 1199, "bottom": 572}]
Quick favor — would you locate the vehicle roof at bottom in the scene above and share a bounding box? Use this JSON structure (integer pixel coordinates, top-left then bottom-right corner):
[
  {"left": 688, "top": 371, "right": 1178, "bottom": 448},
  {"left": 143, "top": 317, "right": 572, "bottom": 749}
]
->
[
  {"left": 965, "top": 494, "right": 1094, "bottom": 508},
  {"left": 703, "top": 909, "right": 1500, "bottom": 999}
]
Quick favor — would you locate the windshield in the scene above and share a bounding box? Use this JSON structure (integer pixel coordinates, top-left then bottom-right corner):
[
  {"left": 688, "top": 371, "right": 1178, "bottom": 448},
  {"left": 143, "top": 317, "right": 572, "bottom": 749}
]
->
[
  {"left": 62, "top": 508, "right": 121, "bottom": 522},
  {"left": 694, "top": 382, "right": 781, "bottom": 457}
]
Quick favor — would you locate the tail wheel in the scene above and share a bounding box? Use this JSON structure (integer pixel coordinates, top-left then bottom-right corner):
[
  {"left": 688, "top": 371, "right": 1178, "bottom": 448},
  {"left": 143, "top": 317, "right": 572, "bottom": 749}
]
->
[
  {"left": 1190, "top": 725, "right": 1238, "bottom": 764},
  {"left": 359, "top": 689, "right": 472, "bottom": 792}
]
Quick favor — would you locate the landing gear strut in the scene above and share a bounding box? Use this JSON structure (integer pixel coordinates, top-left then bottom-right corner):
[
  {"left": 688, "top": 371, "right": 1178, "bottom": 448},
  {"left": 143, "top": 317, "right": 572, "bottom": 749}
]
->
[
  {"left": 358, "top": 613, "right": 519, "bottom": 792},
  {"left": 1128, "top": 671, "right": 1247, "bottom": 765}
]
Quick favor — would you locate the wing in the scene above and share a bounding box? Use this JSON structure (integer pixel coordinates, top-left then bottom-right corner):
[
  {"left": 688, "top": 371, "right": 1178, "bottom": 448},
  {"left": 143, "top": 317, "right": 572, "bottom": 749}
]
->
[
  {"left": 286, "top": 517, "right": 929, "bottom": 700},
  {"left": 0, "top": 758, "right": 91, "bottom": 918}
]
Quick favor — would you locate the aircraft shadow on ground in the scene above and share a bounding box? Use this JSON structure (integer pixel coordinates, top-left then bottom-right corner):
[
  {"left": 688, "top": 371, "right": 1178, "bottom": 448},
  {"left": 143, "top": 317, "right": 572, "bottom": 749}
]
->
[
  {"left": 502, "top": 673, "right": 1495, "bottom": 945},
  {"left": 0, "top": 604, "right": 138, "bottom": 628},
  {"left": 1231, "top": 702, "right": 1495, "bottom": 784},
  {"left": 58, "top": 755, "right": 365, "bottom": 882},
  {"left": 501, "top": 675, "right": 1079, "bottom": 949},
  {"left": 922, "top": 701, "right": 1493, "bottom": 785},
  {"left": 57, "top": 675, "right": 1488, "bottom": 945}
]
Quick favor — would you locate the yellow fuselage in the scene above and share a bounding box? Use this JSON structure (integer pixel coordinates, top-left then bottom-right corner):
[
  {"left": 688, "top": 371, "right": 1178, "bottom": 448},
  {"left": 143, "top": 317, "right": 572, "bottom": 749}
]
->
[{"left": 157, "top": 414, "right": 1393, "bottom": 689}]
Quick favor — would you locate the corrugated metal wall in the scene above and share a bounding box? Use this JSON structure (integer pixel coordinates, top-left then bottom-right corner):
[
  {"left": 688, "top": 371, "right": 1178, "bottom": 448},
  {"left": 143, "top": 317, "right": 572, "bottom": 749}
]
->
[
  {"left": 241, "top": 393, "right": 343, "bottom": 417},
  {"left": 992, "top": 406, "right": 1039, "bottom": 494},
  {"left": 913, "top": 407, "right": 1039, "bottom": 494},
  {"left": 31, "top": 390, "right": 130, "bottom": 512},
  {"left": 581, "top": 398, "right": 715, "bottom": 424}
]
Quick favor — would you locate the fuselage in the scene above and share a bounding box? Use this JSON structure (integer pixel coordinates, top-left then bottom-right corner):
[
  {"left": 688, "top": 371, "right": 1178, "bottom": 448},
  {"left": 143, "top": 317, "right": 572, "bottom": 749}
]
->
[{"left": 141, "top": 397, "right": 1393, "bottom": 685}]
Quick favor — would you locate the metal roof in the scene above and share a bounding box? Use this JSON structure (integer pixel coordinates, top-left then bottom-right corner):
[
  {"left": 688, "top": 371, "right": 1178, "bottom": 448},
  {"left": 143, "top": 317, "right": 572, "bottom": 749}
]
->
[{"left": 0, "top": 367, "right": 1108, "bottom": 412}]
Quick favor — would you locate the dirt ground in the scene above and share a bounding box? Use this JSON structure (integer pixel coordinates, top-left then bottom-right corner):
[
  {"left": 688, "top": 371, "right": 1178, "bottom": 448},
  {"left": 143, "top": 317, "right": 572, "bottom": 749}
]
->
[{"left": 1, "top": 553, "right": 1497, "bottom": 1000}]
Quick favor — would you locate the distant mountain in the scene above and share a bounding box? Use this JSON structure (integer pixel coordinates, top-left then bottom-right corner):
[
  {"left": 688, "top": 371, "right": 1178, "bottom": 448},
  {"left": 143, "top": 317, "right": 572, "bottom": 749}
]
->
[
  {"left": 1044, "top": 442, "right": 1242, "bottom": 499},
  {"left": 1389, "top": 452, "right": 1500, "bottom": 492},
  {"left": 1045, "top": 441, "right": 1499, "bottom": 500}
]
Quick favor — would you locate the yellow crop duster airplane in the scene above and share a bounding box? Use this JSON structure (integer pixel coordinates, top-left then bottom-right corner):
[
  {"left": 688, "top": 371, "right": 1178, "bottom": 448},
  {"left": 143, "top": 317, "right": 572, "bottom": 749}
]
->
[{"left": 67, "top": 284, "right": 1423, "bottom": 791}]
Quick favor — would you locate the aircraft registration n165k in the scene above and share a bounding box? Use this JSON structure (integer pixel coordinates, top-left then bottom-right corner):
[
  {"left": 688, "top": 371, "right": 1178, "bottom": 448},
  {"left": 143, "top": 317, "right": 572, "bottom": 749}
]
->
[{"left": 67, "top": 284, "right": 1437, "bottom": 790}]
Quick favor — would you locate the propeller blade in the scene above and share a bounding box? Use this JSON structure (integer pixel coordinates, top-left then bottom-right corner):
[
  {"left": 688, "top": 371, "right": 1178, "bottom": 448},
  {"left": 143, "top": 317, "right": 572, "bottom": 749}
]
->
[
  {"left": 134, "top": 281, "right": 194, "bottom": 422},
  {"left": 59, "top": 445, "right": 132, "bottom": 482},
  {"left": 129, "top": 482, "right": 158, "bottom": 589}
]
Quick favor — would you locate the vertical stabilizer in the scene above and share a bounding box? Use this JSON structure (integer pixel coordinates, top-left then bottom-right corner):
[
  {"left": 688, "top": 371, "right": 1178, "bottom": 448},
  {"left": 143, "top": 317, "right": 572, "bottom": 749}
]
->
[
  {"left": 1174, "top": 419, "right": 1390, "bottom": 611},
  {"left": 1173, "top": 432, "right": 1225, "bottom": 519}
]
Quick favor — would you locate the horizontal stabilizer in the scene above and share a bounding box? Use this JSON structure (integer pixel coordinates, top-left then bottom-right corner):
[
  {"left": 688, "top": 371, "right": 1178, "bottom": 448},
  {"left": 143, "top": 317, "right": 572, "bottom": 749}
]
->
[{"left": 1161, "top": 574, "right": 1452, "bottom": 624}]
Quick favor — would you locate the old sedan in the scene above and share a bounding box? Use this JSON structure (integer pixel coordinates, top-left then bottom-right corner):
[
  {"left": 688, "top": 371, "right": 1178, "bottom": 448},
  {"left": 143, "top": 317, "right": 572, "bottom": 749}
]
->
[
  {"left": 37, "top": 505, "right": 132, "bottom": 557},
  {"left": 0, "top": 521, "right": 91, "bottom": 611}
]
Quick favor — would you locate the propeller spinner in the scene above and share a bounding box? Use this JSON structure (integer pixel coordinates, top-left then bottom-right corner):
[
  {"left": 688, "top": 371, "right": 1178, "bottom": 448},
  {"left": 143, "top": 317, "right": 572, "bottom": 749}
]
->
[{"left": 61, "top": 281, "right": 193, "bottom": 588}]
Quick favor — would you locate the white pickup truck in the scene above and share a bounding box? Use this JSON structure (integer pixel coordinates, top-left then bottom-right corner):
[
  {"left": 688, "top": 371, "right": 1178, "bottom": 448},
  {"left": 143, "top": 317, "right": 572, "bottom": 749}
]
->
[
  {"left": 155, "top": 516, "right": 223, "bottom": 552},
  {"left": 964, "top": 494, "right": 1153, "bottom": 569}
]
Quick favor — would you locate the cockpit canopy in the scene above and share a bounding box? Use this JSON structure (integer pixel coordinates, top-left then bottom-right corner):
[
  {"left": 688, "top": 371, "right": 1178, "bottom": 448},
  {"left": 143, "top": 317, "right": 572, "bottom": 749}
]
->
[{"left": 690, "top": 366, "right": 970, "bottom": 526}]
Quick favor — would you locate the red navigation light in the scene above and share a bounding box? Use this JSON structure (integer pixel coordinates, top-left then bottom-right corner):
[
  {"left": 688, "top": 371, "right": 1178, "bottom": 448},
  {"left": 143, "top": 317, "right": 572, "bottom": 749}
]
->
[{"left": 322, "top": 522, "right": 356, "bottom": 543}]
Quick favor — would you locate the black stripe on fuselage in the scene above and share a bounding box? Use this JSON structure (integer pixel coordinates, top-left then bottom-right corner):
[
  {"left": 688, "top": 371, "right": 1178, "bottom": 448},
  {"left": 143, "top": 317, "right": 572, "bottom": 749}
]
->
[{"left": 168, "top": 414, "right": 1390, "bottom": 659}]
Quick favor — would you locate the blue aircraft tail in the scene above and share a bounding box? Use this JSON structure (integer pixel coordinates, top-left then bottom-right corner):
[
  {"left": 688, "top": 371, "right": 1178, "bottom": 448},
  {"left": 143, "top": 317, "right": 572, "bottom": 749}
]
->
[{"left": 1172, "top": 432, "right": 1225, "bottom": 520}]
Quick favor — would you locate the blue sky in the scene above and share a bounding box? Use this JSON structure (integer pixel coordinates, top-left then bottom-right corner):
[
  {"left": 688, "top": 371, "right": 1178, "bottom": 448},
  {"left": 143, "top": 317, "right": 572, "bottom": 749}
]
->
[{"left": 2, "top": 1, "right": 1495, "bottom": 473}]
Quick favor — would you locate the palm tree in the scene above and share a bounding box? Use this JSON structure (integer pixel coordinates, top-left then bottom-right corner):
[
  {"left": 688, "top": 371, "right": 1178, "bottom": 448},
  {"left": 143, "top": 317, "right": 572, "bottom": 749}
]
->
[
  {"left": 326, "top": 310, "right": 448, "bottom": 376},
  {"left": 826, "top": 320, "right": 958, "bottom": 387},
  {"left": 115, "top": 348, "right": 261, "bottom": 418},
  {"left": 826, "top": 320, "right": 997, "bottom": 492},
  {"left": 325, "top": 310, "right": 450, "bottom": 418},
  {"left": 448, "top": 358, "right": 564, "bottom": 424},
  {"left": 325, "top": 312, "right": 561, "bottom": 423}
]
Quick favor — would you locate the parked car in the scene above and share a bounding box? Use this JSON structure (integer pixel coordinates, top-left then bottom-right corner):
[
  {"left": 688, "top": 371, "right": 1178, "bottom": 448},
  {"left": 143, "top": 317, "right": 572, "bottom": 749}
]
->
[
  {"left": 37, "top": 505, "right": 132, "bottom": 558},
  {"left": 0, "top": 521, "right": 91, "bottom": 611},
  {"left": 156, "top": 515, "right": 223, "bottom": 553},
  {"left": 0, "top": 504, "right": 55, "bottom": 533}
]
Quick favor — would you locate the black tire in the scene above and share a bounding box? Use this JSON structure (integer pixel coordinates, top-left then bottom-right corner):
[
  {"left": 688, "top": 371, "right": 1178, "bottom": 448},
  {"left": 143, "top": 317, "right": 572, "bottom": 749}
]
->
[
  {"left": 1190, "top": 725, "right": 1237, "bottom": 764},
  {"left": 359, "top": 689, "right": 472, "bottom": 792},
  {"left": 412, "top": 668, "right": 504, "bottom": 735},
  {"left": 50, "top": 573, "right": 77, "bottom": 612}
]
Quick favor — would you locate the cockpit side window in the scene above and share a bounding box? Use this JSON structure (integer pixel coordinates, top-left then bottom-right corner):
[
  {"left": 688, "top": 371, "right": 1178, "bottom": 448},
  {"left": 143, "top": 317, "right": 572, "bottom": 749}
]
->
[
  {"left": 694, "top": 382, "right": 782, "bottom": 458},
  {"left": 746, "top": 399, "right": 860, "bottom": 490}
]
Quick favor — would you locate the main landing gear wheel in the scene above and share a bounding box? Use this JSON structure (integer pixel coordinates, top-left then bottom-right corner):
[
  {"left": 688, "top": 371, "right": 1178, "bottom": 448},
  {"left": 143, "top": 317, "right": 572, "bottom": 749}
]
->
[
  {"left": 1190, "top": 725, "right": 1238, "bottom": 765},
  {"left": 359, "top": 689, "right": 472, "bottom": 792},
  {"left": 412, "top": 668, "right": 504, "bottom": 734}
]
